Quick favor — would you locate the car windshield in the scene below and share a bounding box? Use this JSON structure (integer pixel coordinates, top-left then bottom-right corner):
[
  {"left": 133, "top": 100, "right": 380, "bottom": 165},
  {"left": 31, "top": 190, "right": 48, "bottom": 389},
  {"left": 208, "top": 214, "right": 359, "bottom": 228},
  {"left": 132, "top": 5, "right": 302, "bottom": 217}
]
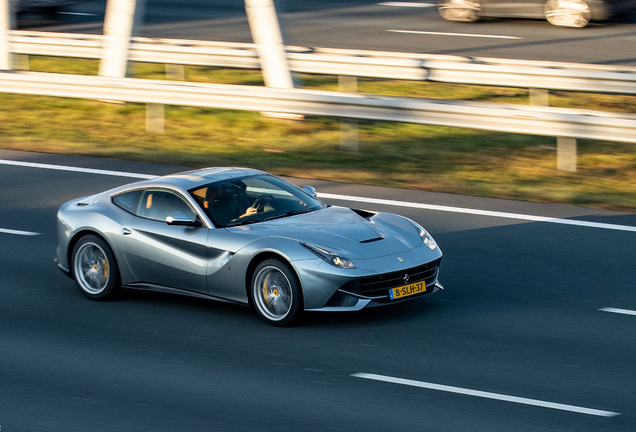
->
[{"left": 190, "top": 175, "right": 325, "bottom": 228}]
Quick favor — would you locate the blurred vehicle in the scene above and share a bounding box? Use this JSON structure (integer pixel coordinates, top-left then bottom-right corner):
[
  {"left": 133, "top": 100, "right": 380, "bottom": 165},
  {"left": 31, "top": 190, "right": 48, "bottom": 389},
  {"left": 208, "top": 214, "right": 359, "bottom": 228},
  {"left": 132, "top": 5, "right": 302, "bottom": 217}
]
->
[
  {"left": 55, "top": 167, "right": 443, "bottom": 326},
  {"left": 438, "top": 0, "right": 636, "bottom": 27},
  {"left": 14, "top": 0, "right": 85, "bottom": 14}
]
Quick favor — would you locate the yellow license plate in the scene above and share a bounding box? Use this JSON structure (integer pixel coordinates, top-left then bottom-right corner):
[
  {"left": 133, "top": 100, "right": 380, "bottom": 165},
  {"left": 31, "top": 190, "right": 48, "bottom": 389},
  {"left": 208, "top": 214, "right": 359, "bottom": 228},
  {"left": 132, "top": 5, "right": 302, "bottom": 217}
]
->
[{"left": 389, "top": 281, "right": 426, "bottom": 300}]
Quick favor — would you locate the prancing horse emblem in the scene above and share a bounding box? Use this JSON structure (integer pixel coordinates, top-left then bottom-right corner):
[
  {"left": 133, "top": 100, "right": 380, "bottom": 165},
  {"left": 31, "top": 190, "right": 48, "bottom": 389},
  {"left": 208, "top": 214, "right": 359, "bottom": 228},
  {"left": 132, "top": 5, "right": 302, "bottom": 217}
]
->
[{"left": 403, "top": 274, "right": 410, "bottom": 284}]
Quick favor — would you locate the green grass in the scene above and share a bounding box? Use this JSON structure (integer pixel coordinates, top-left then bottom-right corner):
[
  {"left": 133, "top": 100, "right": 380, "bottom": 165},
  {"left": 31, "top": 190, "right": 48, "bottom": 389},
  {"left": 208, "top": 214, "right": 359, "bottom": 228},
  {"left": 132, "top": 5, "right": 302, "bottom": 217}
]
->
[{"left": 1, "top": 56, "right": 635, "bottom": 212}]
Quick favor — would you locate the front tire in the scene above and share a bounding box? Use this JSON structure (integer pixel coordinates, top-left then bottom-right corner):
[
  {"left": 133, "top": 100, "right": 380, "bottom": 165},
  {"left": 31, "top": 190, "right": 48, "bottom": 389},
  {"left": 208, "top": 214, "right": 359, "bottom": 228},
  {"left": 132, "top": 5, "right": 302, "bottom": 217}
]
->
[
  {"left": 251, "top": 258, "right": 303, "bottom": 326},
  {"left": 72, "top": 235, "right": 120, "bottom": 301},
  {"left": 545, "top": 0, "right": 590, "bottom": 27}
]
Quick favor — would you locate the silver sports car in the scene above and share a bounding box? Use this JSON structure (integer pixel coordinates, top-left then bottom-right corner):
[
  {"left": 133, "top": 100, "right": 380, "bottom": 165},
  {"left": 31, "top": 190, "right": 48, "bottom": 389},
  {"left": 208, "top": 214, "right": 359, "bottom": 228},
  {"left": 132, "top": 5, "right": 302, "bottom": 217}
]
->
[{"left": 55, "top": 167, "right": 443, "bottom": 326}]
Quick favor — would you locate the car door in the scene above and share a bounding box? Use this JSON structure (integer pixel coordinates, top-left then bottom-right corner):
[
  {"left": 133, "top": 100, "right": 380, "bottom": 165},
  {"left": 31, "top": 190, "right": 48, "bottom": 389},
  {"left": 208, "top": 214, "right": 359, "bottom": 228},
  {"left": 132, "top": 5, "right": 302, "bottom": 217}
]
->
[
  {"left": 486, "top": 0, "right": 545, "bottom": 17},
  {"left": 119, "top": 189, "right": 209, "bottom": 294}
]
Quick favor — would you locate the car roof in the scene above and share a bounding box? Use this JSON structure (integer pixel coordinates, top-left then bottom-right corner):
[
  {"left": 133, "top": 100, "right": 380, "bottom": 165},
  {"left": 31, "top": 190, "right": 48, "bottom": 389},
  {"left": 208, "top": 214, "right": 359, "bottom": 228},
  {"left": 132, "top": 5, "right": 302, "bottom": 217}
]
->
[
  {"left": 162, "top": 167, "right": 267, "bottom": 189},
  {"left": 111, "top": 167, "right": 268, "bottom": 195}
]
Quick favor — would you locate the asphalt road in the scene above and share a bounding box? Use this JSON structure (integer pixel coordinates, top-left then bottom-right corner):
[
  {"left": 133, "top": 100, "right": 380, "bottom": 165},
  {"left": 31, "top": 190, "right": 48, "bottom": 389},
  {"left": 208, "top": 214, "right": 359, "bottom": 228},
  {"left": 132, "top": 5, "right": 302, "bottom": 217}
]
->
[
  {"left": 0, "top": 149, "right": 635, "bottom": 431},
  {"left": 17, "top": 0, "right": 636, "bottom": 66}
]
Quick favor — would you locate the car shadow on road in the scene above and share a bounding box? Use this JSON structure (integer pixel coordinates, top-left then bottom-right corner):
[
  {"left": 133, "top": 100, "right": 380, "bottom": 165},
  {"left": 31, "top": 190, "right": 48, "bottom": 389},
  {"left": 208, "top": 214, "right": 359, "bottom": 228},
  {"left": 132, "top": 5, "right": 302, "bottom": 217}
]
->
[
  {"left": 114, "top": 285, "right": 449, "bottom": 329},
  {"left": 301, "top": 296, "right": 450, "bottom": 328}
]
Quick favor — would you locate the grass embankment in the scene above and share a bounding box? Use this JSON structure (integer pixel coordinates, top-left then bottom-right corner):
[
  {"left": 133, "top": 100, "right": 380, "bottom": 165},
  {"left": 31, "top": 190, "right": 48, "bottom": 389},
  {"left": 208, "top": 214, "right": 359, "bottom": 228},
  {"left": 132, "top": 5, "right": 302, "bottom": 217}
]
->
[{"left": 1, "top": 56, "right": 635, "bottom": 211}]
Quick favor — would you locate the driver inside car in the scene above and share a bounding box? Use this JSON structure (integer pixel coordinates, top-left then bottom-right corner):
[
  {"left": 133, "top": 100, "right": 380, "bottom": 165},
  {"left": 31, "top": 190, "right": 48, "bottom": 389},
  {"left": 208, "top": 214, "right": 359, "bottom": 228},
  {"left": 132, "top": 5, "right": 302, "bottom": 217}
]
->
[{"left": 204, "top": 184, "right": 257, "bottom": 226}]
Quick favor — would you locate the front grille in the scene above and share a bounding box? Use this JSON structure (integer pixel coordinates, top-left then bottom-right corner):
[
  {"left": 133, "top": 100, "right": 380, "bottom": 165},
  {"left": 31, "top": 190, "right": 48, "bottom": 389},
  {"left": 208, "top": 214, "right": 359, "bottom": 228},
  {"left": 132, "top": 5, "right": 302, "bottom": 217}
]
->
[{"left": 340, "top": 258, "right": 441, "bottom": 299}]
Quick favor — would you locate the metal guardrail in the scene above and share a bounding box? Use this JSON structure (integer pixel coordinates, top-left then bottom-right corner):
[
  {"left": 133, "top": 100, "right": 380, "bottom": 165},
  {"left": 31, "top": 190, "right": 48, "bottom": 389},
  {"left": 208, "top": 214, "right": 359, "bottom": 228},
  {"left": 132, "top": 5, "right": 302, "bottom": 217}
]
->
[
  {"left": 2, "top": 71, "right": 636, "bottom": 144},
  {"left": 9, "top": 31, "right": 636, "bottom": 95}
]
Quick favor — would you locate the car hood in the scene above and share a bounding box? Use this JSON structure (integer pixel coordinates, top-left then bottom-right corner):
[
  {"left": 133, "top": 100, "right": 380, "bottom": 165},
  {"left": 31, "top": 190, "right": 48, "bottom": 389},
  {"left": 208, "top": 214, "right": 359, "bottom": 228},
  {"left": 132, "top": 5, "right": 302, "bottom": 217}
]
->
[{"left": 233, "top": 206, "right": 423, "bottom": 259}]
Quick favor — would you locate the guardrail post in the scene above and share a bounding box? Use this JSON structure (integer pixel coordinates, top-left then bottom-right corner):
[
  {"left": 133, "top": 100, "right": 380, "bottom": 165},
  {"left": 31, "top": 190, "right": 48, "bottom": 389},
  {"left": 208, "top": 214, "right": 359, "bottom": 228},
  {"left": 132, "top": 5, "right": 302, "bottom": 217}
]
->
[
  {"left": 0, "top": 0, "right": 14, "bottom": 70},
  {"left": 557, "top": 137, "right": 577, "bottom": 171},
  {"left": 146, "top": 103, "right": 164, "bottom": 133},
  {"left": 14, "top": 54, "right": 28, "bottom": 70},
  {"left": 339, "top": 75, "right": 359, "bottom": 151},
  {"left": 244, "top": 0, "right": 293, "bottom": 90},
  {"left": 530, "top": 88, "right": 549, "bottom": 106},
  {"left": 165, "top": 64, "right": 185, "bottom": 81}
]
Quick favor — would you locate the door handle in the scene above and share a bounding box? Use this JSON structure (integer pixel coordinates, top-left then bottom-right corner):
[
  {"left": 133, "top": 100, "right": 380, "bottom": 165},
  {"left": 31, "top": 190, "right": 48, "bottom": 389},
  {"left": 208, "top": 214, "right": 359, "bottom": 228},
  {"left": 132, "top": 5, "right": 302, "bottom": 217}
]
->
[{"left": 122, "top": 228, "right": 132, "bottom": 235}]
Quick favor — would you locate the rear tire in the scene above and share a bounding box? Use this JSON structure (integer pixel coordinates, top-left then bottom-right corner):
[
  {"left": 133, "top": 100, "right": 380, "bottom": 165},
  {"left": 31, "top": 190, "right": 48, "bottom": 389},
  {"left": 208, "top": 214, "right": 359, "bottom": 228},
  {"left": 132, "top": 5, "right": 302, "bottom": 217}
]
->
[
  {"left": 72, "top": 235, "right": 120, "bottom": 301},
  {"left": 251, "top": 258, "right": 303, "bottom": 326}
]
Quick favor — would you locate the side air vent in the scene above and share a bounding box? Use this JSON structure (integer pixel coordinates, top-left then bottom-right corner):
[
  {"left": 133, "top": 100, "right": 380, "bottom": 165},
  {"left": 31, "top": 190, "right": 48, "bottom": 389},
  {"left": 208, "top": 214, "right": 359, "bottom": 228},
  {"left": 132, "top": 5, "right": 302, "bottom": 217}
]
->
[{"left": 359, "top": 236, "right": 384, "bottom": 244}]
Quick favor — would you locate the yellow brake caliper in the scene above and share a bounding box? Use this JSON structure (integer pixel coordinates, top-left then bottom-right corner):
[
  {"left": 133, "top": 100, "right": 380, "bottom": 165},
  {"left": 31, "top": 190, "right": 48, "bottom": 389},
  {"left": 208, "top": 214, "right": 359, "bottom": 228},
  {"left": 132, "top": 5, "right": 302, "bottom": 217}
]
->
[{"left": 262, "top": 274, "right": 272, "bottom": 305}]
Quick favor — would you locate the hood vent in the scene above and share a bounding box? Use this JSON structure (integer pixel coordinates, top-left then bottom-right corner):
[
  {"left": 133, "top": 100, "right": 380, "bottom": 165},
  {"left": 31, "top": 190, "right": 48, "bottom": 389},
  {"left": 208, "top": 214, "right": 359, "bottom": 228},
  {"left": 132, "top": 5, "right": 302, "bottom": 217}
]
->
[
  {"left": 351, "top": 208, "right": 377, "bottom": 220},
  {"left": 359, "top": 236, "right": 384, "bottom": 244}
]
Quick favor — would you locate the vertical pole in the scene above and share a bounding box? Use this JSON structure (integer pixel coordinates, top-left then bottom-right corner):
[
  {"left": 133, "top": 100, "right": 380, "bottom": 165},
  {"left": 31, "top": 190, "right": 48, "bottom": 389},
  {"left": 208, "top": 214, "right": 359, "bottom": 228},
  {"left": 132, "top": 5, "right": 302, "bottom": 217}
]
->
[
  {"left": 557, "top": 137, "right": 577, "bottom": 171},
  {"left": 0, "top": 0, "right": 13, "bottom": 71},
  {"left": 244, "top": 0, "right": 293, "bottom": 89},
  {"left": 99, "top": 0, "right": 138, "bottom": 78},
  {"left": 339, "top": 75, "right": 359, "bottom": 151},
  {"left": 100, "top": 0, "right": 163, "bottom": 132}
]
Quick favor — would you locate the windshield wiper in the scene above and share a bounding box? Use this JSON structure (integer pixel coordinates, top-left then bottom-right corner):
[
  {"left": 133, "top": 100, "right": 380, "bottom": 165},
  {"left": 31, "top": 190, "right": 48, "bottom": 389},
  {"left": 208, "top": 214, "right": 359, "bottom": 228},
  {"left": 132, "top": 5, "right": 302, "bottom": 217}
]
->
[
  {"left": 225, "top": 207, "right": 318, "bottom": 226},
  {"left": 224, "top": 218, "right": 261, "bottom": 228},
  {"left": 263, "top": 208, "right": 315, "bottom": 222}
]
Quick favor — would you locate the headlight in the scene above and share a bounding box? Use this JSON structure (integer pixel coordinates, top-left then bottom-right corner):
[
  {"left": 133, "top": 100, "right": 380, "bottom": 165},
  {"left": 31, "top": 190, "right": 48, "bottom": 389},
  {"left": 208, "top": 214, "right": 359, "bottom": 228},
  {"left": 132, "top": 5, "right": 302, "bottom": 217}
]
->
[
  {"left": 408, "top": 220, "right": 438, "bottom": 250},
  {"left": 301, "top": 243, "right": 356, "bottom": 269}
]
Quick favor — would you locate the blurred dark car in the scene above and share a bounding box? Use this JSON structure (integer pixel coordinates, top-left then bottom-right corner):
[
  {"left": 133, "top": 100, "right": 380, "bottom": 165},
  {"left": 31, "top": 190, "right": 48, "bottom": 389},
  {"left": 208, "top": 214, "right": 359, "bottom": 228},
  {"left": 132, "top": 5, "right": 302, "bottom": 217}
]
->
[
  {"left": 438, "top": 0, "right": 636, "bottom": 27},
  {"left": 14, "top": 0, "right": 84, "bottom": 13}
]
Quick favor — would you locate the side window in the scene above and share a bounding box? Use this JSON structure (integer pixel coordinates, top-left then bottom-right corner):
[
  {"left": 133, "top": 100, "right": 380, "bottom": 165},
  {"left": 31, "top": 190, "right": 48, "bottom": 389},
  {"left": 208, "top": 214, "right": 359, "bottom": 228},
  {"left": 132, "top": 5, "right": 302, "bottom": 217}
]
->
[
  {"left": 137, "top": 190, "right": 196, "bottom": 222},
  {"left": 112, "top": 190, "right": 142, "bottom": 214}
]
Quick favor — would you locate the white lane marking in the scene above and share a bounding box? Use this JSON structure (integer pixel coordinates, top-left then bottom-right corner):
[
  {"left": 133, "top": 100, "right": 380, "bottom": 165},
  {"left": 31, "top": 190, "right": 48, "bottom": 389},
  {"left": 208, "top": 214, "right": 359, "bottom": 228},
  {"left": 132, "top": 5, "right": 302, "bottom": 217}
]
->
[
  {"left": 2, "top": 159, "right": 635, "bottom": 233},
  {"left": 600, "top": 307, "right": 636, "bottom": 316},
  {"left": 352, "top": 373, "right": 620, "bottom": 417},
  {"left": 378, "top": 2, "right": 437, "bottom": 7},
  {"left": 0, "top": 159, "right": 158, "bottom": 179},
  {"left": 318, "top": 192, "right": 636, "bottom": 233},
  {"left": 0, "top": 228, "right": 40, "bottom": 236},
  {"left": 388, "top": 29, "right": 522, "bottom": 39}
]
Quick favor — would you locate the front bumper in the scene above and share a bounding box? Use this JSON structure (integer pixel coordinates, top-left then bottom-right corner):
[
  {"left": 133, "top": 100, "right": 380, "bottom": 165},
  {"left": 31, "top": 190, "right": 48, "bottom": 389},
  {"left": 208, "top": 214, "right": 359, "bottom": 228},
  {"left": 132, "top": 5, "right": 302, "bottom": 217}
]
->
[
  {"left": 296, "top": 241, "right": 443, "bottom": 311},
  {"left": 54, "top": 256, "right": 73, "bottom": 279},
  {"left": 308, "top": 281, "right": 444, "bottom": 312}
]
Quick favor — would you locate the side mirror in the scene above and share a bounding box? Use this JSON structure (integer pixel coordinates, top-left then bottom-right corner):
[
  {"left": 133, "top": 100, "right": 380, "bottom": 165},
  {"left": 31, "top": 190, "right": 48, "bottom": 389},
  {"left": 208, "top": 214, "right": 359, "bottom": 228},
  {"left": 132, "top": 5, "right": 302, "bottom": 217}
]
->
[
  {"left": 166, "top": 211, "right": 201, "bottom": 227},
  {"left": 303, "top": 185, "right": 317, "bottom": 197}
]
